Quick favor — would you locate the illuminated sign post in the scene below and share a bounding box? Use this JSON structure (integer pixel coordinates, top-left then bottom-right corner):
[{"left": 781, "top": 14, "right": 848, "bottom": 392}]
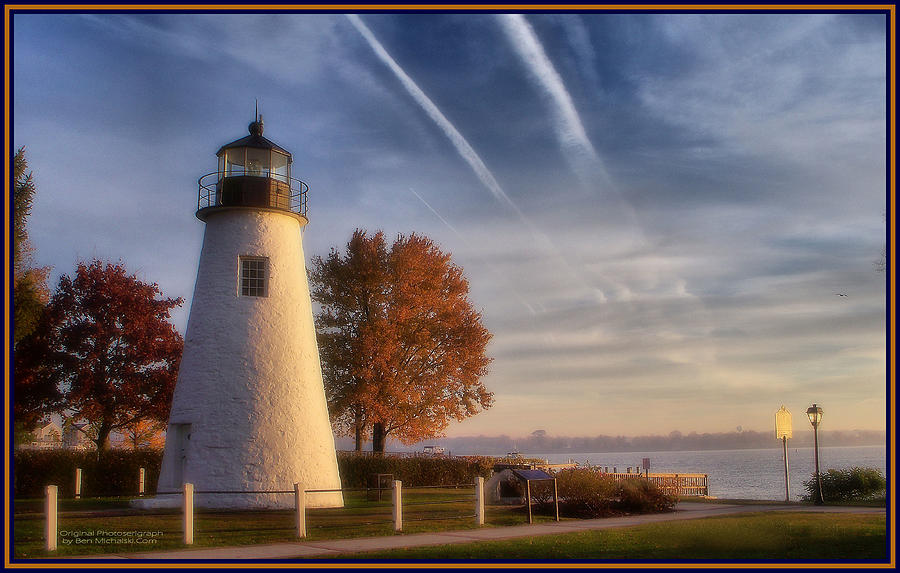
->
[{"left": 775, "top": 405, "right": 793, "bottom": 502}]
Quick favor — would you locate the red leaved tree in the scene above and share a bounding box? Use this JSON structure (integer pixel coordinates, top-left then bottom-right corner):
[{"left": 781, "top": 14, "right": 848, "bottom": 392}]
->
[
  {"left": 14, "top": 260, "right": 183, "bottom": 453},
  {"left": 310, "top": 230, "right": 493, "bottom": 453}
]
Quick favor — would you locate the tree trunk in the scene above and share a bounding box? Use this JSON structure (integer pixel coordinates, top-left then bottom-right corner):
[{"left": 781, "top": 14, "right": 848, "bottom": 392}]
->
[
  {"left": 372, "top": 422, "right": 385, "bottom": 454},
  {"left": 94, "top": 424, "right": 112, "bottom": 460}
]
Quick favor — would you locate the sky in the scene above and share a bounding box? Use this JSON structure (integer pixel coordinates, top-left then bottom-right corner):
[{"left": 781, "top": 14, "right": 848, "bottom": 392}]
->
[{"left": 10, "top": 10, "right": 890, "bottom": 439}]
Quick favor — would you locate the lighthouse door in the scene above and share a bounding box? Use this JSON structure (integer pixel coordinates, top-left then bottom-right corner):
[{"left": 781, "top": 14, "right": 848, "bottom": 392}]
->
[{"left": 170, "top": 423, "right": 192, "bottom": 486}]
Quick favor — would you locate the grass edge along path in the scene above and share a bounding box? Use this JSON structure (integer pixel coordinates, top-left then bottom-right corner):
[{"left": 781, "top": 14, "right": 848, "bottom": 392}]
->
[
  {"left": 12, "top": 489, "right": 545, "bottom": 558},
  {"left": 315, "top": 511, "right": 888, "bottom": 561}
]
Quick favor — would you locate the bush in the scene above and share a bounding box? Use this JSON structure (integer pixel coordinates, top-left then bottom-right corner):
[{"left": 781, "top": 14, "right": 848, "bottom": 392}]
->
[
  {"left": 548, "top": 468, "right": 676, "bottom": 518},
  {"left": 553, "top": 467, "right": 618, "bottom": 517},
  {"left": 617, "top": 478, "right": 677, "bottom": 513},
  {"left": 802, "top": 466, "right": 886, "bottom": 502},
  {"left": 336, "top": 452, "right": 495, "bottom": 487},
  {"left": 15, "top": 449, "right": 496, "bottom": 498},
  {"left": 14, "top": 448, "right": 163, "bottom": 498}
]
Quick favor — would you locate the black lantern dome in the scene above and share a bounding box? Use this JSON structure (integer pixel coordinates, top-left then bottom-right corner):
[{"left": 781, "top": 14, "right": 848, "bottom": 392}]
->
[{"left": 197, "top": 116, "right": 308, "bottom": 223}]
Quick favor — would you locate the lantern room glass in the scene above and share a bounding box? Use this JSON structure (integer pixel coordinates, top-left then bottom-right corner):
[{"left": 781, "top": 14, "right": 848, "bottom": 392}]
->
[
  {"left": 220, "top": 148, "right": 289, "bottom": 180},
  {"left": 272, "top": 151, "right": 290, "bottom": 183},
  {"left": 245, "top": 148, "right": 270, "bottom": 177},
  {"left": 225, "top": 149, "right": 245, "bottom": 176}
]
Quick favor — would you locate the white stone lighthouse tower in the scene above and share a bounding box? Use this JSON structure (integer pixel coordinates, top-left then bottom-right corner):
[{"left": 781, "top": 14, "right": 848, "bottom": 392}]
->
[{"left": 156, "top": 116, "right": 343, "bottom": 509}]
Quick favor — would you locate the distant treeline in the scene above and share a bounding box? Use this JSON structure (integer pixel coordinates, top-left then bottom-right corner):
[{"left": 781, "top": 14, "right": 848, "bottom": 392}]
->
[{"left": 359, "top": 429, "right": 886, "bottom": 456}]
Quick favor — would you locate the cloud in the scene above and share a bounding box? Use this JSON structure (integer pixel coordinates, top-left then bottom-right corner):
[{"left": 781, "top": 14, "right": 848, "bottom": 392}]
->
[
  {"left": 495, "top": 14, "right": 613, "bottom": 192},
  {"left": 638, "top": 14, "right": 886, "bottom": 169},
  {"left": 346, "top": 14, "right": 524, "bottom": 218},
  {"left": 346, "top": 14, "right": 623, "bottom": 306}
]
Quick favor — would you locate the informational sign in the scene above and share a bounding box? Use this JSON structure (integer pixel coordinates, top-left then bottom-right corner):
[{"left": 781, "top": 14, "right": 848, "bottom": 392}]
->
[
  {"left": 775, "top": 405, "right": 792, "bottom": 439},
  {"left": 642, "top": 458, "right": 651, "bottom": 471}
]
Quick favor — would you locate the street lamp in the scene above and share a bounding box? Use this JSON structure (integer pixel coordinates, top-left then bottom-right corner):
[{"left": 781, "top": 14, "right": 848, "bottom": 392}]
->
[{"left": 806, "top": 404, "right": 825, "bottom": 505}]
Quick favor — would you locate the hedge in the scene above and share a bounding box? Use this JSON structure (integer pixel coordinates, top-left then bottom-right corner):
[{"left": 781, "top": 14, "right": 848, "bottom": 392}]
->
[
  {"left": 335, "top": 452, "right": 496, "bottom": 487},
  {"left": 13, "top": 449, "right": 163, "bottom": 498},
  {"left": 13, "top": 449, "right": 498, "bottom": 497}
]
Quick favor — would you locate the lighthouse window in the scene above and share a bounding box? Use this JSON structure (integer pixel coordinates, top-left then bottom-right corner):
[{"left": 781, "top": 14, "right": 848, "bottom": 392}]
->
[
  {"left": 272, "top": 151, "right": 289, "bottom": 183},
  {"left": 246, "top": 148, "right": 269, "bottom": 177},
  {"left": 239, "top": 257, "right": 268, "bottom": 297},
  {"left": 225, "top": 149, "right": 245, "bottom": 176}
]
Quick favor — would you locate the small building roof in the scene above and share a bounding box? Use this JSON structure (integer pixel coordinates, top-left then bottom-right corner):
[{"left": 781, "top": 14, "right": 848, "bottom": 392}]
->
[{"left": 512, "top": 469, "right": 554, "bottom": 481}]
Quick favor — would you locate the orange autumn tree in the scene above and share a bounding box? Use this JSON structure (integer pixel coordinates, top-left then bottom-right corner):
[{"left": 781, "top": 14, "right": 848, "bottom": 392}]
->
[
  {"left": 121, "top": 418, "right": 167, "bottom": 449},
  {"left": 310, "top": 230, "right": 493, "bottom": 453}
]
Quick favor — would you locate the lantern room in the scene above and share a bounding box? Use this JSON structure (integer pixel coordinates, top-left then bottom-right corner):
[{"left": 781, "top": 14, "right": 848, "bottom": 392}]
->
[{"left": 197, "top": 115, "right": 308, "bottom": 222}]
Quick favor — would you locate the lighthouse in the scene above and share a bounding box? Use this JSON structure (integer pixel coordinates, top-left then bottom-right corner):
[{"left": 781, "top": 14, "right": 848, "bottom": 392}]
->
[{"left": 155, "top": 116, "right": 343, "bottom": 509}]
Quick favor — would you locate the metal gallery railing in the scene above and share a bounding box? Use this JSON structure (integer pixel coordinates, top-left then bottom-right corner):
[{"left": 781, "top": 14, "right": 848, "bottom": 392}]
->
[{"left": 197, "top": 171, "right": 308, "bottom": 217}]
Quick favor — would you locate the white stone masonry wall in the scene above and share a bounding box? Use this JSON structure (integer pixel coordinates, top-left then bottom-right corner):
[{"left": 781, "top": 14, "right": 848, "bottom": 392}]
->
[{"left": 158, "top": 208, "right": 343, "bottom": 508}]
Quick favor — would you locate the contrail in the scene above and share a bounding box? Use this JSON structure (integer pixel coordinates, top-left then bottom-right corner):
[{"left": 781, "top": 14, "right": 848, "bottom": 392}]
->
[
  {"left": 346, "top": 14, "right": 525, "bottom": 219},
  {"left": 346, "top": 14, "right": 602, "bottom": 301},
  {"left": 408, "top": 187, "right": 463, "bottom": 238},
  {"left": 409, "top": 188, "right": 537, "bottom": 315},
  {"left": 496, "top": 14, "right": 614, "bottom": 191}
]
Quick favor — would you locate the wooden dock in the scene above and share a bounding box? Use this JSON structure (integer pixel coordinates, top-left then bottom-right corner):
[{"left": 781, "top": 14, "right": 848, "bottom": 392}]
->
[{"left": 605, "top": 472, "right": 710, "bottom": 497}]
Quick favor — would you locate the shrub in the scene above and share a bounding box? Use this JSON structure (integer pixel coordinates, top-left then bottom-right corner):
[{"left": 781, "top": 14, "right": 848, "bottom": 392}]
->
[
  {"left": 13, "top": 448, "right": 163, "bottom": 498},
  {"left": 802, "top": 466, "right": 886, "bottom": 502},
  {"left": 553, "top": 467, "right": 618, "bottom": 517},
  {"left": 336, "top": 452, "right": 495, "bottom": 488},
  {"left": 15, "top": 449, "right": 497, "bottom": 498},
  {"left": 617, "top": 478, "right": 677, "bottom": 513},
  {"left": 547, "top": 468, "right": 676, "bottom": 518}
]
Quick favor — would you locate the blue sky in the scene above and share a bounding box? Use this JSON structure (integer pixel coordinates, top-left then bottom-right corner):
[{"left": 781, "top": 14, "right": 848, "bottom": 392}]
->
[{"left": 11, "top": 10, "right": 889, "bottom": 438}]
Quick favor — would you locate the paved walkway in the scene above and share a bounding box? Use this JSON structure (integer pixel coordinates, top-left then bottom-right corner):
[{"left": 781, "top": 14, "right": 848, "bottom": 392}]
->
[{"left": 72, "top": 502, "right": 885, "bottom": 561}]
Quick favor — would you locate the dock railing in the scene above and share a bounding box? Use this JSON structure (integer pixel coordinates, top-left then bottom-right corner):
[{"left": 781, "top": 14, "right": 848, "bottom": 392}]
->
[{"left": 605, "top": 472, "right": 709, "bottom": 497}]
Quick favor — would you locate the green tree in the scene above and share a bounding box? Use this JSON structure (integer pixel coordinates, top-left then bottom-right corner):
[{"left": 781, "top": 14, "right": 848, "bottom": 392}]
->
[
  {"left": 13, "top": 146, "right": 51, "bottom": 344},
  {"left": 14, "top": 260, "right": 183, "bottom": 453},
  {"left": 310, "top": 230, "right": 493, "bottom": 453}
]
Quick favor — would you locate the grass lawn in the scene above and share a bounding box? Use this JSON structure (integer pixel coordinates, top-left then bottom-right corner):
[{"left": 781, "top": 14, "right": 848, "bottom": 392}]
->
[
  {"left": 13, "top": 492, "right": 886, "bottom": 562},
  {"left": 12, "top": 488, "right": 538, "bottom": 558},
  {"left": 325, "top": 512, "right": 887, "bottom": 561}
]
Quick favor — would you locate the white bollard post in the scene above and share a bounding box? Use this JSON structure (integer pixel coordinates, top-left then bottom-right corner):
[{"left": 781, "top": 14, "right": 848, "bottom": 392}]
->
[
  {"left": 74, "top": 468, "right": 82, "bottom": 499},
  {"left": 183, "top": 483, "right": 194, "bottom": 545},
  {"left": 475, "top": 476, "right": 485, "bottom": 526},
  {"left": 392, "top": 480, "right": 402, "bottom": 532},
  {"left": 139, "top": 467, "right": 145, "bottom": 497},
  {"left": 45, "top": 485, "right": 58, "bottom": 552},
  {"left": 294, "top": 483, "right": 306, "bottom": 538}
]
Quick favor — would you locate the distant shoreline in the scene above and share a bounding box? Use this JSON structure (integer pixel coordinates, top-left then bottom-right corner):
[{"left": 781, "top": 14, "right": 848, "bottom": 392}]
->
[{"left": 339, "top": 429, "right": 887, "bottom": 456}]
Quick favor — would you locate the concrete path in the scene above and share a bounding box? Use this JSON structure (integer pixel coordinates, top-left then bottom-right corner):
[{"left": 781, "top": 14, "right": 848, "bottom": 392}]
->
[{"left": 70, "top": 502, "right": 886, "bottom": 561}]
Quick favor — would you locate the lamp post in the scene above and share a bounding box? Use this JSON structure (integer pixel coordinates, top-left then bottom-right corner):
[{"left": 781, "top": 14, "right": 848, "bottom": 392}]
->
[{"left": 806, "top": 404, "right": 824, "bottom": 505}]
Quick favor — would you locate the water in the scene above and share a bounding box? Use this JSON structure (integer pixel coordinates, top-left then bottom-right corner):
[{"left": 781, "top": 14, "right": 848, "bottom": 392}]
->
[{"left": 531, "top": 445, "right": 887, "bottom": 501}]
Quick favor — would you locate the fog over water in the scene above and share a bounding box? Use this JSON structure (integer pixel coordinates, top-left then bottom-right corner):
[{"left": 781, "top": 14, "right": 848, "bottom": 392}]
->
[{"left": 536, "top": 445, "right": 887, "bottom": 501}]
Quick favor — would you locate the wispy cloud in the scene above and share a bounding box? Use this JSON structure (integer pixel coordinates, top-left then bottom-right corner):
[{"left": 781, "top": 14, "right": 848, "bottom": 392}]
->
[
  {"left": 496, "top": 14, "right": 613, "bottom": 191},
  {"left": 346, "top": 14, "right": 524, "bottom": 218},
  {"left": 409, "top": 187, "right": 538, "bottom": 315},
  {"left": 346, "top": 14, "right": 602, "bottom": 300}
]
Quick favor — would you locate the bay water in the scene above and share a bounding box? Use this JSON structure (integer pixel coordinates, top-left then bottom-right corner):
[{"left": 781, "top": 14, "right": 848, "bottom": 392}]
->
[{"left": 531, "top": 445, "right": 887, "bottom": 501}]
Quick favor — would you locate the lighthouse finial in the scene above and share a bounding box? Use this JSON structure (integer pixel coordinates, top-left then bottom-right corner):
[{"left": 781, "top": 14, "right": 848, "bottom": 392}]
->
[{"left": 249, "top": 100, "right": 264, "bottom": 136}]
